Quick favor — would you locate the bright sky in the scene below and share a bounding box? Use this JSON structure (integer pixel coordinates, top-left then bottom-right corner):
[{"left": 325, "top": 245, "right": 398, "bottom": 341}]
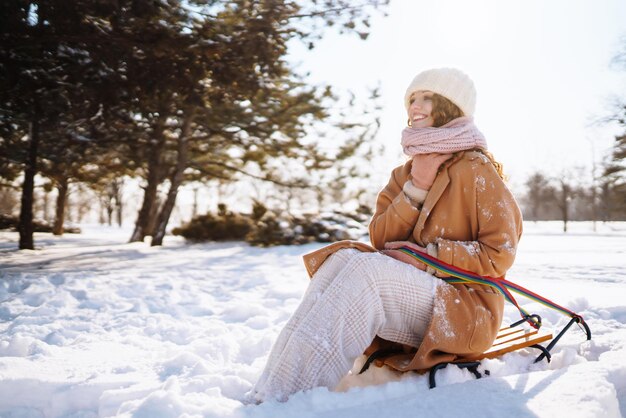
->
[{"left": 289, "top": 0, "right": 626, "bottom": 191}]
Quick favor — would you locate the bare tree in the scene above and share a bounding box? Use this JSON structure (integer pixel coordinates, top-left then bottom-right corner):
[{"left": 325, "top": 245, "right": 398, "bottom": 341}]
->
[
  {"left": 553, "top": 169, "right": 584, "bottom": 232},
  {"left": 523, "top": 171, "right": 554, "bottom": 221}
]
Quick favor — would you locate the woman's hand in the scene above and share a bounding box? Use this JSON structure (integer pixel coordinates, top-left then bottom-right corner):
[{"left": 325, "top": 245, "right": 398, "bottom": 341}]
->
[
  {"left": 382, "top": 241, "right": 427, "bottom": 271},
  {"left": 410, "top": 153, "right": 453, "bottom": 190}
]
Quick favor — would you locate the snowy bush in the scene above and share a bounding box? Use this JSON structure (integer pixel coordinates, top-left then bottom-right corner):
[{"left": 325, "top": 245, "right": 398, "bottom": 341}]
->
[
  {"left": 173, "top": 203, "right": 369, "bottom": 246},
  {"left": 171, "top": 204, "right": 253, "bottom": 242},
  {"left": 0, "top": 214, "right": 81, "bottom": 233}
]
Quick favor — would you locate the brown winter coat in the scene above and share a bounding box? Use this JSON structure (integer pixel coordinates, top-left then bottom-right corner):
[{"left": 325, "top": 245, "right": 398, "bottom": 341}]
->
[{"left": 302, "top": 150, "right": 523, "bottom": 372}]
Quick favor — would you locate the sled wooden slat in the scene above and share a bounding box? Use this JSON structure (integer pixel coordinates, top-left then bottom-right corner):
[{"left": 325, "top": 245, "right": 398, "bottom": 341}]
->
[
  {"left": 469, "top": 327, "right": 553, "bottom": 361},
  {"left": 491, "top": 328, "right": 538, "bottom": 347},
  {"left": 494, "top": 326, "right": 529, "bottom": 340}
]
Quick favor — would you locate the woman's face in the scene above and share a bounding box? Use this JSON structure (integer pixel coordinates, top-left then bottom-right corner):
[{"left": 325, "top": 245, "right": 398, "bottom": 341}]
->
[{"left": 408, "top": 90, "right": 434, "bottom": 128}]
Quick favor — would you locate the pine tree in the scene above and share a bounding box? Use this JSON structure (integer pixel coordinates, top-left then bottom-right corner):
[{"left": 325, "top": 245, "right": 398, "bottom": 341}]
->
[
  {"left": 601, "top": 41, "right": 626, "bottom": 219},
  {"left": 1, "top": 0, "right": 389, "bottom": 248},
  {"left": 602, "top": 132, "right": 626, "bottom": 219},
  {"left": 107, "top": 0, "right": 388, "bottom": 246},
  {"left": 0, "top": 1, "right": 126, "bottom": 247}
]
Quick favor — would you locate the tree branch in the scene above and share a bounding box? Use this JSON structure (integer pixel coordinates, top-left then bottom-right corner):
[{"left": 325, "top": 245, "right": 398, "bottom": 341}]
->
[
  {"left": 289, "top": 3, "right": 379, "bottom": 19},
  {"left": 190, "top": 160, "right": 310, "bottom": 188}
]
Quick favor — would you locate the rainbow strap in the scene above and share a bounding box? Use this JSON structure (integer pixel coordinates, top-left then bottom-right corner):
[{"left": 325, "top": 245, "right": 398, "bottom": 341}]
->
[{"left": 398, "top": 246, "right": 586, "bottom": 330}]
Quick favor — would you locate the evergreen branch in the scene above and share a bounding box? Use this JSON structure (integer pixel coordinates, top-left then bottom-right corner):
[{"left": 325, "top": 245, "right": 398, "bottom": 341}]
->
[
  {"left": 190, "top": 160, "right": 310, "bottom": 188},
  {"left": 289, "top": 2, "right": 383, "bottom": 19},
  {"left": 178, "top": 4, "right": 219, "bottom": 19},
  {"left": 0, "top": 182, "right": 20, "bottom": 189}
]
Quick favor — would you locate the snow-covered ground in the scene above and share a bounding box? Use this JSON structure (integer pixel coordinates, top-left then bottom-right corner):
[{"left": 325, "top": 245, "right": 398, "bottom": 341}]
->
[{"left": 0, "top": 222, "right": 625, "bottom": 418}]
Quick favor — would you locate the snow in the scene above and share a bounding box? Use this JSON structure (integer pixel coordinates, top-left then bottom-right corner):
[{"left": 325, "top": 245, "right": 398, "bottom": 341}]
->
[{"left": 0, "top": 221, "right": 625, "bottom": 417}]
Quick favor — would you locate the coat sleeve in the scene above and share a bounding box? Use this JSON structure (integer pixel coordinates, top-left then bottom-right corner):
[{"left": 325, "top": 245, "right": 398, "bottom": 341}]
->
[
  {"left": 368, "top": 163, "right": 422, "bottom": 250},
  {"left": 435, "top": 159, "right": 523, "bottom": 278}
]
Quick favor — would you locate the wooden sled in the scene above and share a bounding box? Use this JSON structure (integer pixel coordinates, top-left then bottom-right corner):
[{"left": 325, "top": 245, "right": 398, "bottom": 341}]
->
[
  {"left": 360, "top": 314, "right": 590, "bottom": 389},
  {"left": 427, "top": 315, "right": 553, "bottom": 389}
]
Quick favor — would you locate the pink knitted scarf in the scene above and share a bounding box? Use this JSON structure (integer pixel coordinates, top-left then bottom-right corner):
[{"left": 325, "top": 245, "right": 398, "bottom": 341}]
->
[{"left": 401, "top": 116, "right": 488, "bottom": 156}]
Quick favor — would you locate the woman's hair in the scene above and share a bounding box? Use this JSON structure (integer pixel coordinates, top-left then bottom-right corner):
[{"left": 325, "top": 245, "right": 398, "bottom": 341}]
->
[
  {"left": 476, "top": 148, "right": 506, "bottom": 181},
  {"left": 426, "top": 94, "right": 507, "bottom": 180},
  {"left": 430, "top": 93, "right": 464, "bottom": 127}
]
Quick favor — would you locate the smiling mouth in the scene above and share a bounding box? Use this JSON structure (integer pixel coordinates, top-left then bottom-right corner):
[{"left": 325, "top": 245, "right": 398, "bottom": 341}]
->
[{"left": 412, "top": 115, "right": 428, "bottom": 122}]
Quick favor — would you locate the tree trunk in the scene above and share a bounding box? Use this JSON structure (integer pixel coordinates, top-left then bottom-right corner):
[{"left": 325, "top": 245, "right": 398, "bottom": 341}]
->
[
  {"left": 52, "top": 177, "right": 69, "bottom": 235},
  {"left": 76, "top": 188, "right": 88, "bottom": 223},
  {"left": 106, "top": 198, "right": 114, "bottom": 226},
  {"left": 98, "top": 200, "right": 106, "bottom": 224},
  {"left": 65, "top": 197, "right": 73, "bottom": 223},
  {"left": 130, "top": 168, "right": 161, "bottom": 241},
  {"left": 531, "top": 202, "right": 539, "bottom": 222},
  {"left": 113, "top": 178, "right": 124, "bottom": 227},
  {"left": 43, "top": 190, "right": 50, "bottom": 223},
  {"left": 191, "top": 187, "right": 199, "bottom": 219},
  {"left": 146, "top": 198, "right": 160, "bottom": 237},
  {"left": 116, "top": 193, "right": 123, "bottom": 227},
  {"left": 560, "top": 181, "right": 570, "bottom": 233},
  {"left": 591, "top": 179, "right": 597, "bottom": 232},
  {"left": 18, "top": 116, "right": 40, "bottom": 250},
  {"left": 129, "top": 117, "right": 167, "bottom": 243},
  {"left": 601, "top": 183, "right": 610, "bottom": 222},
  {"left": 151, "top": 111, "right": 194, "bottom": 246}
]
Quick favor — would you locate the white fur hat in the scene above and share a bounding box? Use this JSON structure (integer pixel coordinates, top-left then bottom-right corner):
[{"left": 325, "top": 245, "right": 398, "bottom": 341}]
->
[{"left": 404, "top": 68, "right": 476, "bottom": 116}]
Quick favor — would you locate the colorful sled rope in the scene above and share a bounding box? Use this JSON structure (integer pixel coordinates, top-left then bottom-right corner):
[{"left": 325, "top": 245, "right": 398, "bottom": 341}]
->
[{"left": 398, "top": 246, "right": 590, "bottom": 334}]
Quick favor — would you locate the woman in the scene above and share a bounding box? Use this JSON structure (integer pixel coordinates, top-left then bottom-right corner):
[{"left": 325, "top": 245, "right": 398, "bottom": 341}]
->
[{"left": 248, "top": 68, "right": 523, "bottom": 403}]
